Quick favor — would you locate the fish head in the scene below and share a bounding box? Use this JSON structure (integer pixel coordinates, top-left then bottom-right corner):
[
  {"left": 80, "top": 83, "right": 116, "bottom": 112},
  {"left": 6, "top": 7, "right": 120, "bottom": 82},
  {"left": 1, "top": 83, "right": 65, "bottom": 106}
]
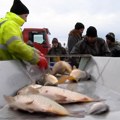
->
[
  {"left": 88, "top": 102, "right": 109, "bottom": 115},
  {"left": 44, "top": 74, "right": 58, "bottom": 85},
  {"left": 70, "top": 69, "right": 81, "bottom": 81},
  {"left": 70, "top": 69, "right": 89, "bottom": 81},
  {"left": 4, "top": 95, "right": 32, "bottom": 111}
]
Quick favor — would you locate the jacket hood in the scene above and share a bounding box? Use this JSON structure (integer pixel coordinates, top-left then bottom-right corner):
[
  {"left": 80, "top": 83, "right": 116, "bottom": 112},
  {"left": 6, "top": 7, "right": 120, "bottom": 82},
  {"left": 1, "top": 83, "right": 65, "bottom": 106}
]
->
[
  {"left": 5, "top": 12, "right": 25, "bottom": 26},
  {"left": 69, "top": 29, "right": 82, "bottom": 37}
]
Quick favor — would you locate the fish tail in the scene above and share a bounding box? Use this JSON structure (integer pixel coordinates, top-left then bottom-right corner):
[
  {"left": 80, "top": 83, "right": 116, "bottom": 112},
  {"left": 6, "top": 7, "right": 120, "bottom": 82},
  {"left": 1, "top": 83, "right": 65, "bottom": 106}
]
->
[
  {"left": 92, "top": 98, "right": 106, "bottom": 102},
  {"left": 69, "top": 110, "right": 86, "bottom": 118},
  {"left": 83, "top": 98, "right": 106, "bottom": 103},
  {"left": 58, "top": 76, "right": 75, "bottom": 84},
  {"left": 3, "top": 95, "right": 15, "bottom": 103}
]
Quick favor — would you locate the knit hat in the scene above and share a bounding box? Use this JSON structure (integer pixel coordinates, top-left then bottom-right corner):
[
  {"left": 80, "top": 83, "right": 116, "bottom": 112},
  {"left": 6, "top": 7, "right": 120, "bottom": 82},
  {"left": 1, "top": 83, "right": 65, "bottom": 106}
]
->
[
  {"left": 106, "top": 32, "right": 115, "bottom": 42},
  {"left": 52, "top": 38, "right": 58, "bottom": 43},
  {"left": 75, "top": 22, "right": 85, "bottom": 30},
  {"left": 10, "top": 0, "right": 29, "bottom": 15},
  {"left": 86, "top": 26, "right": 97, "bottom": 37}
]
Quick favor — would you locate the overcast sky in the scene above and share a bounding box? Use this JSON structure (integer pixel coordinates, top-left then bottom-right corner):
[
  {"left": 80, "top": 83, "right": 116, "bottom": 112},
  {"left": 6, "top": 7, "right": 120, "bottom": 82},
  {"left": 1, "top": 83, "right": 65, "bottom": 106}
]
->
[{"left": 1, "top": 0, "right": 120, "bottom": 46}]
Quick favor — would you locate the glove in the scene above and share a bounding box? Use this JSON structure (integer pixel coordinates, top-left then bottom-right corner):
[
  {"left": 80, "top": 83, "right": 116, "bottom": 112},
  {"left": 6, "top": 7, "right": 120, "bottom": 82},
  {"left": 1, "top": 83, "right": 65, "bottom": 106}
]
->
[{"left": 38, "top": 56, "right": 48, "bottom": 69}]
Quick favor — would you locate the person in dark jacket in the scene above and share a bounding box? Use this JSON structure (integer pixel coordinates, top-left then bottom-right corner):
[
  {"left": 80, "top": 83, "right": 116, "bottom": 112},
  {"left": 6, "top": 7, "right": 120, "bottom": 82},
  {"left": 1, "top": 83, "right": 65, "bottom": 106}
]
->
[
  {"left": 71, "top": 26, "right": 111, "bottom": 56},
  {"left": 106, "top": 32, "right": 120, "bottom": 57},
  {"left": 70, "top": 26, "right": 111, "bottom": 67},
  {"left": 67, "top": 22, "right": 85, "bottom": 54},
  {"left": 48, "top": 38, "right": 67, "bottom": 62}
]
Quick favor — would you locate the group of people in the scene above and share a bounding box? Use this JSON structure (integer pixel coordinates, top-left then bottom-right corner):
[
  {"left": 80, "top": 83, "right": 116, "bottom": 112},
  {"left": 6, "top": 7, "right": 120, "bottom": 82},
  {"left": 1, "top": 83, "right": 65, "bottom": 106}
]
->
[
  {"left": 48, "top": 22, "right": 120, "bottom": 61},
  {"left": 48, "top": 22, "right": 120, "bottom": 67},
  {"left": 0, "top": 0, "right": 120, "bottom": 70},
  {"left": 68, "top": 22, "right": 120, "bottom": 57}
]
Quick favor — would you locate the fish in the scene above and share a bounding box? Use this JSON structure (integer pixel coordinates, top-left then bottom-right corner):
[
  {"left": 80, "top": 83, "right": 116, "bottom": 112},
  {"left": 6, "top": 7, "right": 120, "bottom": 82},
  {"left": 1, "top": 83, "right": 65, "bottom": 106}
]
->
[
  {"left": 88, "top": 102, "right": 109, "bottom": 115},
  {"left": 4, "top": 94, "right": 85, "bottom": 117},
  {"left": 69, "top": 69, "right": 90, "bottom": 81},
  {"left": 17, "top": 84, "right": 95, "bottom": 104},
  {"left": 4, "top": 94, "right": 69, "bottom": 116},
  {"left": 44, "top": 73, "right": 58, "bottom": 85},
  {"left": 36, "top": 73, "right": 58, "bottom": 86},
  {"left": 52, "top": 61, "right": 72, "bottom": 75},
  {"left": 58, "top": 68, "right": 90, "bottom": 84}
]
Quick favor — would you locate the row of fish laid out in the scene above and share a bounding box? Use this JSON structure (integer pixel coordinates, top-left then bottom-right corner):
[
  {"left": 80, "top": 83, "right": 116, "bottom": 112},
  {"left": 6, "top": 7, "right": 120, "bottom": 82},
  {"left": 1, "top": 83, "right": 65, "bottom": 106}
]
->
[
  {"left": 36, "top": 61, "right": 91, "bottom": 85},
  {"left": 4, "top": 84, "right": 109, "bottom": 117}
]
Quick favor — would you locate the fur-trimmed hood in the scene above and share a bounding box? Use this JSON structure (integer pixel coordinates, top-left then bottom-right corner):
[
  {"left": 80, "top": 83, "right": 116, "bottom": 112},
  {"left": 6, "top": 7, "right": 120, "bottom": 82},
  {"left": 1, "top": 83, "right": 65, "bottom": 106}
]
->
[{"left": 69, "top": 29, "right": 82, "bottom": 37}]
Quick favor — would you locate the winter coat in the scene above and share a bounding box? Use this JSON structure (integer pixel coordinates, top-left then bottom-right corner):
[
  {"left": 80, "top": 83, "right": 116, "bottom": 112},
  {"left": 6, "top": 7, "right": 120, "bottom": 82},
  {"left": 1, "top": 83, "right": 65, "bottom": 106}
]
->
[
  {"left": 48, "top": 43, "right": 67, "bottom": 62},
  {"left": 67, "top": 29, "right": 83, "bottom": 54},
  {"left": 70, "top": 37, "right": 111, "bottom": 56},
  {"left": 108, "top": 43, "right": 120, "bottom": 57},
  {"left": 0, "top": 12, "right": 39, "bottom": 64}
]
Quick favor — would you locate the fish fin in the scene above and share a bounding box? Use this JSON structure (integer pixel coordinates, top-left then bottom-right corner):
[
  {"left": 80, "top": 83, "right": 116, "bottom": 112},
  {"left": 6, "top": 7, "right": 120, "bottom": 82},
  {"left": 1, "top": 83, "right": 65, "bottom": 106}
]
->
[
  {"left": 69, "top": 110, "right": 86, "bottom": 118},
  {"left": 25, "top": 100, "right": 34, "bottom": 105},
  {"left": 73, "top": 65, "right": 77, "bottom": 70},
  {"left": 68, "top": 76, "right": 76, "bottom": 81},
  {"left": 85, "top": 98, "right": 106, "bottom": 103},
  {"left": 27, "top": 109, "right": 34, "bottom": 113},
  {"left": 43, "top": 81, "right": 47, "bottom": 86},
  {"left": 58, "top": 76, "right": 68, "bottom": 84},
  {"left": 44, "top": 81, "right": 52, "bottom": 86},
  {"left": 55, "top": 94, "right": 67, "bottom": 102},
  {"left": 80, "top": 97, "right": 95, "bottom": 102},
  {"left": 92, "top": 98, "right": 106, "bottom": 102},
  {"left": 58, "top": 75, "right": 75, "bottom": 84},
  {"left": 44, "top": 81, "right": 57, "bottom": 86},
  {"left": 3, "top": 95, "right": 15, "bottom": 103},
  {"left": 36, "top": 86, "right": 43, "bottom": 89},
  {"left": 28, "top": 87, "right": 39, "bottom": 94}
]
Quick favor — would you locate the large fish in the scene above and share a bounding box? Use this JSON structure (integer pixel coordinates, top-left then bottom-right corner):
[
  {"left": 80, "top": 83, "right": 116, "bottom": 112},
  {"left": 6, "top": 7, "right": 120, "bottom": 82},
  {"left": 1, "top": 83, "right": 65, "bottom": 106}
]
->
[
  {"left": 4, "top": 94, "right": 69, "bottom": 116},
  {"left": 52, "top": 61, "right": 72, "bottom": 75},
  {"left": 4, "top": 94, "right": 85, "bottom": 117},
  {"left": 17, "top": 84, "right": 95, "bottom": 104}
]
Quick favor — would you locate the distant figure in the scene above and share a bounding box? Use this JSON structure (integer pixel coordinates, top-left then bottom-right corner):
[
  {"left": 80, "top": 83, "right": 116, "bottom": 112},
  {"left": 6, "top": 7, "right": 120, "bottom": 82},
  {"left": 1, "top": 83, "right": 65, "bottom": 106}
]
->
[
  {"left": 70, "top": 26, "right": 111, "bottom": 67},
  {"left": 48, "top": 38, "right": 67, "bottom": 62},
  {"left": 67, "top": 22, "right": 85, "bottom": 54},
  {"left": 63, "top": 43, "right": 66, "bottom": 48},
  {"left": 106, "top": 32, "right": 120, "bottom": 57}
]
